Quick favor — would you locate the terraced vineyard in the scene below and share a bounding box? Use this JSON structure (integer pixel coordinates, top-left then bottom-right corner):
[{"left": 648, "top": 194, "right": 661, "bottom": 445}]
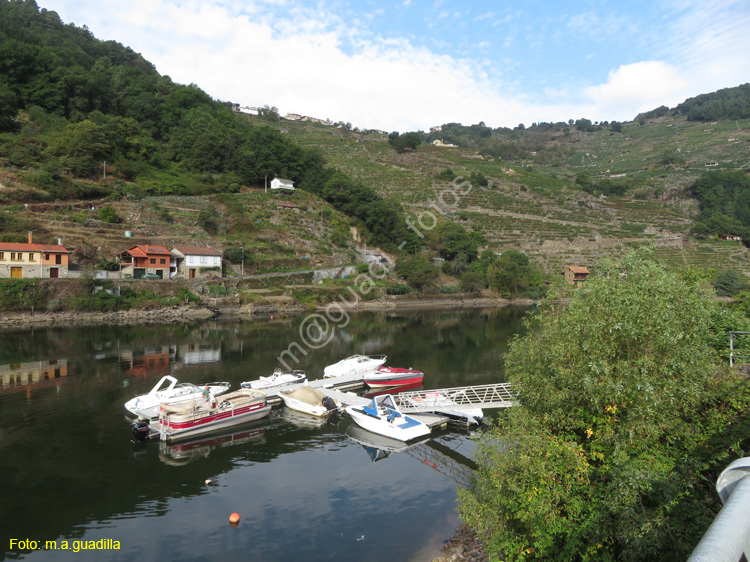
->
[{"left": 267, "top": 113, "right": 750, "bottom": 275}]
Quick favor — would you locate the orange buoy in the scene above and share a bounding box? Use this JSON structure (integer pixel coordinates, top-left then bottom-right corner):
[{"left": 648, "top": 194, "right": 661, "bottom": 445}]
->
[{"left": 229, "top": 512, "right": 240, "bottom": 524}]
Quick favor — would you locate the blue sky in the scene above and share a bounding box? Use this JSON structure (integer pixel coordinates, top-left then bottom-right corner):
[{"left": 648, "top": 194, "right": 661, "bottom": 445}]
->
[{"left": 40, "top": 0, "right": 749, "bottom": 131}]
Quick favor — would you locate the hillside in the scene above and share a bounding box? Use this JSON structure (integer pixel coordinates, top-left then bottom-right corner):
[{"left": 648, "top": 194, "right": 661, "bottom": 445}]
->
[
  {"left": 1, "top": 0, "right": 750, "bottom": 292},
  {"left": 268, "top": 112, "right": 750, "bottom": 275}
]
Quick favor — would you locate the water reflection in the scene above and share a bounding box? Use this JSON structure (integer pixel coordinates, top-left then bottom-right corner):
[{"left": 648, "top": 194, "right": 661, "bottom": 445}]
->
[{"left": 0, "top": 307, "right": 531, "bottom": 561}]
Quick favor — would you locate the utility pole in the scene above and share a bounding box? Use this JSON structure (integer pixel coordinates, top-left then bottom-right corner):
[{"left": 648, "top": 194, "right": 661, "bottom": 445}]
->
[{"left": 241, "top": 246, "right": 244, "bottom": 277}]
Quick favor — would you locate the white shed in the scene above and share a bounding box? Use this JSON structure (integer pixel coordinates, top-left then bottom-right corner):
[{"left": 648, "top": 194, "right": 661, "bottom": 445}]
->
[{"left": 270, "top": 178, "right": 295, "bottom": 191}]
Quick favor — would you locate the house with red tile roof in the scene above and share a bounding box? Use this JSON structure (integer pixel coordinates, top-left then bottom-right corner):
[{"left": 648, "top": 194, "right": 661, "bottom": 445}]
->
[
  {"left": 564, "top": 265, "right": 590, "bottom": 286},
  {"left": 0, "top": 232, "right": 70, "bottom": 278},
  {"left": 116, "top": 245, "right": 172, "bottom": 279},
  {"left": 170, "top": 246, "right": 223, "bottom": 279}
]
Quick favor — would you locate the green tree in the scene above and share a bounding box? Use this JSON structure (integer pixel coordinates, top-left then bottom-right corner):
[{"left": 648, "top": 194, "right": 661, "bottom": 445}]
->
[
  {"left": 97, "top": 205, "right": 119, "bottom": 223},
  {"left": 458, "top": 248, "right": 750, "bottom": 561},
  {"left": 392, "top": 131, "right": 421, "bottom": 153},
  {"left": 395, "top": 255, "right": 438, "bottom": 292},
  {"left": 714, "top": 269, "right": 746, "bottom": 296}
]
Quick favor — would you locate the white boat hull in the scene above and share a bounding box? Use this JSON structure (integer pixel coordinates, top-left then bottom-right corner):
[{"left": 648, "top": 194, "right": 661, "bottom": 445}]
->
[
  {"left": 323, "top": 354, "right": 386, "bottom": 378},
  {"left": 346, "top": 402, "right": 430, "bottom": 442},
  {"left": 125, "top": 378, "right": 230, "bottom": 419},
  {"left": 279, "top": 386, "right": 341, "bottom": 418}
]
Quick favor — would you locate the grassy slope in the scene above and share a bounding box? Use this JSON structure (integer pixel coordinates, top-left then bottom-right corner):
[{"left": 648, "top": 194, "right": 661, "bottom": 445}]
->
[
  {"left": 278, "top": 114, "right": 750, "bottom": 275},
  {"left": 3, "top": 112, "right": 750, "bottom": 279}
]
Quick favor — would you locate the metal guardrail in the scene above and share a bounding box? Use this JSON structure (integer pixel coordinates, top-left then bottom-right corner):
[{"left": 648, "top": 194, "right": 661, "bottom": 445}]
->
[
  {"left": 392, "top": 383, "right": 518, "bottom": 412},
  {"left": 688, "top": 457, "right": 750, "bottom": 561},
  {"left": 729, "top": 331, "right": 750, "bottom": 366}
]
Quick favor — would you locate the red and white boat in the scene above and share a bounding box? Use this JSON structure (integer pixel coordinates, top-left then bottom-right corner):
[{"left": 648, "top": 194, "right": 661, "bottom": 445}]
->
[
  {"left": 156, "top": 388, "right": 271, "bottom": 441},
  {"left": 364, "top": 367, "right": 424, "bottom": 388}
]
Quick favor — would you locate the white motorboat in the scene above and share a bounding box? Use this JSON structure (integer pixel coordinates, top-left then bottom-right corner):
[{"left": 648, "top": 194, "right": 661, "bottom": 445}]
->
[
  {"left": 241, "top": 368, "right": 307, "bottom": 390},
  {"left": 323, "top": 354, "right": 387, "bottom": 378},
  {"left": 124, "top": 375, "right": 230, "bottom": 419},
  {"left": 278, "top": 386, "right": 342, "bottom": 417},
  {"left": 156, "top": 388, "right": 271, "bottom": 441},
  {"left": 346, "top": 394, "right": 431, "bottom": 442}
]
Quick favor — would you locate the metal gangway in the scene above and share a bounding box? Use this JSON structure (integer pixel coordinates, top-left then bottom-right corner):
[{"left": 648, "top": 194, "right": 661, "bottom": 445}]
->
[{"left": 392, "top": 383, "right": 518, "bottom": 413}]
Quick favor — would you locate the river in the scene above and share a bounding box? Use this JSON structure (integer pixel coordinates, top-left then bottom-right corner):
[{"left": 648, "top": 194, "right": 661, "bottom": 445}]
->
[{"left": 0, "top": 306, "right": 531, "bottom": 561}]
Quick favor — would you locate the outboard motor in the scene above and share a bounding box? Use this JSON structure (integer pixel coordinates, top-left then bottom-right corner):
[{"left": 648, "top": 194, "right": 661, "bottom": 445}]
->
[
  {"left": 132, "top": 420, "right": 151, "bottom": 441},
  {"left": 322, "top": 396, "right": 338, "bottom": 412}
]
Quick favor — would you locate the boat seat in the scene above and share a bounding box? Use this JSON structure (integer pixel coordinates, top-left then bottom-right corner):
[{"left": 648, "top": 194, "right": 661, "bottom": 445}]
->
[{"left": 397, "top": 417, "right": 421, "bottom": 429}]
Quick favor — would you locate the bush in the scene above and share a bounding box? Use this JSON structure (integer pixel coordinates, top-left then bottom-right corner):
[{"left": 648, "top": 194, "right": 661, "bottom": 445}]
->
[
  {"left": 458, "top": 248, "right": 750, "bottom": 561},
  {"left": 385, "top": 284, "right": 411, "bottom": 295},
  {"left": 98, "top": 205, "right": 120, "bottom": 223}
]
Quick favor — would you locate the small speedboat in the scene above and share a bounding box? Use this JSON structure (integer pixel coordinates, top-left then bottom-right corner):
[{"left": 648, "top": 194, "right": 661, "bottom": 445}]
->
[
  {"left": 124, "top": 375, "right": 230, "bottom": 419},
  {"left": 346, "top": 394, "right": 431, "bottom": 442},
  {"left": 364, "top": 367, "right": 424, "bottom": 388},
  {"left": 241, "top": 368, "right": 307, "bottom": 390},
  {"left": 278, "top": 386, "right": 342, "bottom": 417},
  {"left": 156, "top": 388, "right": 271, "bottom": 441},
  {"left": 323, "top": 354, "right": 387, "bottom": 378}
]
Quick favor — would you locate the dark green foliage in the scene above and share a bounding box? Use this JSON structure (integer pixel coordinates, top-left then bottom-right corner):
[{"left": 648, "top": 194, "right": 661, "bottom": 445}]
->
[
  {"left": 97, "top": 204, "right": 119, "bottom": 223},
  {"left": 458, "top": 249, "right": 750, "bottom": 561},
  {"left": 385, "top": 283, "right": 411, "bottom": 295},
  {"left": 0, "top": 79, "right": 19, "bottom": 131},
  {"left": 674, "top": 83, "right": 750, "bottom": 121},
  {"left": 689, "top": 171, "right": 750, "bottom": 239},
  {"left": 0, "top": 279, "right": 48, "bottom": 310},
  {"left": 435, "top": 167, "right": 456, "bottom": 181},
  {"left": 223, "top": 246, "right": 245, "bottom": 264},
  {"left": 197, "top": 207, "right": 219, "bottom": 233},
  {"left": 460, "top": 271, "right": 485, "bottom": 292},
  {"left": 390, "top": 131, "right": 422, "bottom": 153},
  {"left": 483, "top": 249, "right": 545, "bottom": 298},
  {"left": 435, "top": 222, "right": 479, "bottom": 261},
  {"left": 395, "top": 255, "right": 438, "bottom": 291},
  {"left": 576, "top": 172, "right": 630, "bottom": 197},
  {"left": 714, "top": 269, "right": 747, "bottom": 296}
]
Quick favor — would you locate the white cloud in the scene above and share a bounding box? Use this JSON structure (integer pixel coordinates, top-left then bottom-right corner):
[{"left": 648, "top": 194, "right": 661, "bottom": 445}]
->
[
  {"left": 584, "top": 61, "right": 690, "bottom": 119},
  {"left": 34, "top": 0, "right": 750, "bottom": 131}
]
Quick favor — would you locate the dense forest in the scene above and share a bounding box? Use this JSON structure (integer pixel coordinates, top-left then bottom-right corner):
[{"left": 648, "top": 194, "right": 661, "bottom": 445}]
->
[{"left": 0, "top": 0, "right": 413, "bottom": 248}]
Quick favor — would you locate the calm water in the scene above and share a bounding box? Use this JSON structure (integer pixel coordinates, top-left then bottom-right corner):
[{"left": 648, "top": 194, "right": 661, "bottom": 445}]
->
[{"left": 0, "top": 307, "right": 530, "bottom": 561}]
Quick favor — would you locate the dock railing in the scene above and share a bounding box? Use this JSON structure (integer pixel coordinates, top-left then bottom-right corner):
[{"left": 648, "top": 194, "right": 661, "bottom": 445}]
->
[
  {"left": 393, "top": 383, "right": 518, "bottom": 412},
  {"left": 688, "top": 457, "right": 750, "bottom": 561}
]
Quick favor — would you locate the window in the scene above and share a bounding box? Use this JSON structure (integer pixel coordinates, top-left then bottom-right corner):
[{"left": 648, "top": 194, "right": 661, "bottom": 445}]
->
[
  {"left": 55, "top": 254, "right": 62, "bottom": 265},
  {"left": 10, "top": 253, "right": 16, "bottom": 261},
  {"left": 160, "top": 258, "right": 166, "bottom": 265},
  {"left": 29, "top": 253, "right": 34, "bottom": 261},
  {"left": 0, "top": 252, "right": 4, "bottom": 260},
  {"left": 150, "top": 258, "right": 156, "bottom": 264}
]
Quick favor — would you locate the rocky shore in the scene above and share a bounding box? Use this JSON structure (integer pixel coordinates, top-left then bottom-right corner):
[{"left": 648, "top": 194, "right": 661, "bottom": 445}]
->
[
  {"left": 0, "top": 295, "right": 534, "bottom": 329},
  {"left": 433, "top": 525, "right": 488, "bottom": 562}
]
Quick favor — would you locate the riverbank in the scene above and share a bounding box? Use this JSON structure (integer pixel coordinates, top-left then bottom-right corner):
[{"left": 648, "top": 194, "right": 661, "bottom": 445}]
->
[
  {"left": 433, "top": 525, "right": 488, "bottom": 562},
  {"left": 0, "top": 295, "right": 535, "bottom": 329}
]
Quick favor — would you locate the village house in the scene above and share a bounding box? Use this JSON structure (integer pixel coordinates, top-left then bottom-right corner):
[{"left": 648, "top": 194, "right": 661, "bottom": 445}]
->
[
  {"left": 0, "top": 232, "right": 70, "bottom": 278},
  {"left": 116, "top": 245, "right": 172, "bottom": 279},
  {"left": 170, "top": 246, "right": 223, "bottom": 279},
  {"left": 564, "top": 265, "right": 590, "bottom": 286},
  {"left": 270, "top": 177, "right": 295, "bottom": 191},
  {"left": 719, "top": 234, "right": 743, "bottom": 242}
]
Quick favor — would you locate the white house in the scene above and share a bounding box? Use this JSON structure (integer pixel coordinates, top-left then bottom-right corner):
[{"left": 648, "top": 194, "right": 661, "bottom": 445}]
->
[
  {"left": 170, "top": 246, "right": 223, "bottom": 279},
  {"left": 270, "top": 178, "right": 295, "bottom": 191}
]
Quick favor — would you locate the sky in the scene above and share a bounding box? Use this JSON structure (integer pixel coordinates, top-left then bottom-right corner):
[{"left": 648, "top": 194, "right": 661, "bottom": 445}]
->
[{"left": 39, "top": 0, "right": 750, "bottom": 132}]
